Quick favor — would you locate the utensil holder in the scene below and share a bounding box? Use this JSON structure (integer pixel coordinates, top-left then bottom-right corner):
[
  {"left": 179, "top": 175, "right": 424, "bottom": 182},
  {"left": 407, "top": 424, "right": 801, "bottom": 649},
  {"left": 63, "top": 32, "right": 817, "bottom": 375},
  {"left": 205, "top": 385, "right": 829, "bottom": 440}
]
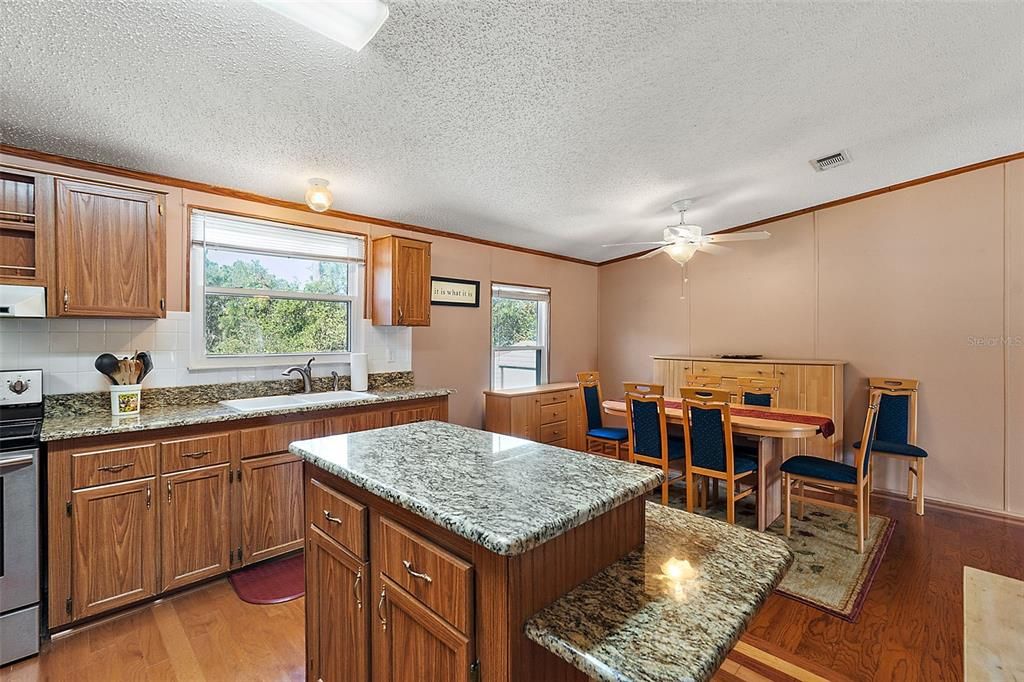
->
[{"left": 110, "top": 384, "right": 142, "bottom": 416}]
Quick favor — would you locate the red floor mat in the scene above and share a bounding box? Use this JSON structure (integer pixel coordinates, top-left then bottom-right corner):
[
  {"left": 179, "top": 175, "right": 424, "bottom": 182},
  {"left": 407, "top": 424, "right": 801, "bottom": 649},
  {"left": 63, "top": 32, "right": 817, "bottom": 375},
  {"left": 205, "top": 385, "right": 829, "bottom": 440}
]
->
[{"left": 229, "top": 553, "right": 304, "bottom": 604}]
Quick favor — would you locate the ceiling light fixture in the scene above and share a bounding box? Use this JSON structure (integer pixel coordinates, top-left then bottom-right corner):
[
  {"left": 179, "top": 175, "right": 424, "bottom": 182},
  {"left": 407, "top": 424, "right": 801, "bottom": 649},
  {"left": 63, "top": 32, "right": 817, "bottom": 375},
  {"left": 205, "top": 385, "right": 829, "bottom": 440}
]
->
[
  {"left": 305, "top": 178, "right": 333, "bottom": 212},
  {"left": 256, "top": 0, "right": 389, "bottom": 52}
]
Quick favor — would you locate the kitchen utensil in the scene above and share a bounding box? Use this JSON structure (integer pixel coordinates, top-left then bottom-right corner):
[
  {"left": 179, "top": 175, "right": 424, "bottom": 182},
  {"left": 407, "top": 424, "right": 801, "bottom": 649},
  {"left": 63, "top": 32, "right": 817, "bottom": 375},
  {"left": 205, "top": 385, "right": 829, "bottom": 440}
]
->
[
  {"left": 136, "top": 351, "right": 154, "bottom": 382},
  {"left": 94, "top": 353, "right": 121, "bottom": 385}
]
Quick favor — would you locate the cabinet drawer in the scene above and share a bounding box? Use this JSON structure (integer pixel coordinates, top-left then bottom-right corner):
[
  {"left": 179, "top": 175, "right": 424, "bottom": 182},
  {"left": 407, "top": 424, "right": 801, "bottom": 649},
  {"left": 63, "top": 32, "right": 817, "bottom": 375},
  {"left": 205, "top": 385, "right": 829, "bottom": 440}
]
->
[
  {"left": 238, "top": 420, "right": 322, "bottom": 458},
  {"left": 377, "top": 516, "right": 472, "bottom": 633},
  {"left": 691, "top": 361, "right": 774, "bottom": 379},
  {"left": 540, "top": 402, "right": 567, "bottom": 425},
  {"left": 308, "top": 477, "right": 367, "bottom": 560},
  {"left": 547, "top": 438, "right": 568, "bottom": 449},
  {"left": 540, "top": 421, "right": 567, "bottom": 444},
  {"left": 160, "top": 433, "right": 231, "bottom": 473},
  {"left": 72, "top": 444, "right": 156, "bottom": 489},
  {"left": 538, "top": 391, "right": 568, "bottom": 406}
]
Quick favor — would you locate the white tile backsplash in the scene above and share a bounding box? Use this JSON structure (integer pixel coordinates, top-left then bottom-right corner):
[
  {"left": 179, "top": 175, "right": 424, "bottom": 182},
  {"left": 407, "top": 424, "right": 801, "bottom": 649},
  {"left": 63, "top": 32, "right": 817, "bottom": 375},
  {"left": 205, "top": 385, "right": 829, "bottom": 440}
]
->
[{"left": 0, "top": 311, "right": 412, "bottom": 394}]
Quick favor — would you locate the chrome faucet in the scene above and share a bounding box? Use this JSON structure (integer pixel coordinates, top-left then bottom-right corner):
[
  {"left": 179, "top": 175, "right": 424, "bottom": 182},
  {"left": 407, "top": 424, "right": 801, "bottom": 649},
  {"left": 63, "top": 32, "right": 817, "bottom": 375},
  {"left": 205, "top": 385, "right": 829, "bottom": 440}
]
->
[
  {"left": 283, "top": 357, "right": 315, "bottom": 393},
  {"left": 331, "top": 370, "right": 342, "bottom": 391}
]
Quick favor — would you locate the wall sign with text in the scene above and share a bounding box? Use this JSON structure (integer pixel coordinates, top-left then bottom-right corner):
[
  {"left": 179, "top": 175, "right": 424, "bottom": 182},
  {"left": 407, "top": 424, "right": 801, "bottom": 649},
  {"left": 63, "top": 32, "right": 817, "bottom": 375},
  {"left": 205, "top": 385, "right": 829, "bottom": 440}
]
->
[{"left": 430, "top": 277, "right": 480, "bottom": 307}]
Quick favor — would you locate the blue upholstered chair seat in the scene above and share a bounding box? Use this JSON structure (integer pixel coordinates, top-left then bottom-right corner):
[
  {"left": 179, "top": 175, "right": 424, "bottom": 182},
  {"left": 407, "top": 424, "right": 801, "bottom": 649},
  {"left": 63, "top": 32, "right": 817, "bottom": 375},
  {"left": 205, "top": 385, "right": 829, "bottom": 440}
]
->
[
  {"left": 853, "top": 439, "right": 928, "bottom": 458},
  {"left": 587, "top": 426, "right": 629, "bottom": 442},
  {"left": 780, "top": 456, "right": 857, "bottom": 484},
  {"left": 665, "top": 436, "right": 687, "bottom": 461},
  {"left": 693, "top": 451, "right": 757, "bottom": 473}
]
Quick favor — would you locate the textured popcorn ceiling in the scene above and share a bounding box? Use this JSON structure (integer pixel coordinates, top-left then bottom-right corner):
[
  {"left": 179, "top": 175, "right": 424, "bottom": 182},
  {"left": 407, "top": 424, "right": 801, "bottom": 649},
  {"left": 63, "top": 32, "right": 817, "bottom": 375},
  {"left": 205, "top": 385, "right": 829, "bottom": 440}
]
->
[{"left": 1, "top": 1, "right": 1022, "bottom": 262}]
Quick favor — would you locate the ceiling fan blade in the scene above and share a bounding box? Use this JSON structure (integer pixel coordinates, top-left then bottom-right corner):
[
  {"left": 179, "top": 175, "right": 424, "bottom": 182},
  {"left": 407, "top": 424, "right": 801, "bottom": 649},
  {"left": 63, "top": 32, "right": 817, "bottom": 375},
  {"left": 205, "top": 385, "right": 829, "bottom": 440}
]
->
[
  {"left": 602, "top": 241, "right": 671, "bottom": 248},
  {"left": 697, "top": 243, "right": 729, "bottom": 255},
  {"left": 703, "top": 231, "right": 771, "bottom": 243},
  {"left": 636, "top": 245, "right": 671, "bottom": 260}
]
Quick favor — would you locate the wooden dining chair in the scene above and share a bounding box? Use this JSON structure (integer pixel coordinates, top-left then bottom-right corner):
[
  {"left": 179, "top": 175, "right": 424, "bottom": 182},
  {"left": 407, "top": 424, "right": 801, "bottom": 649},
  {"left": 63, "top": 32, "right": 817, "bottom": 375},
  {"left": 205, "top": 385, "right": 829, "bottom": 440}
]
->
[
  {"left": 624, "top": 387, "right": 685, "bottom": 506},
  {"left": 737, "top": 376, "right": 781, "bottom": 407},
  {"left": 853, "top": 378, "right": 927, "bottom": 515},
  {"left": 576, "top": 371, "right": 628, "bottom": 459},
  {"left": 782, "top": 391, "right": 881, "bottom": 553},
  {"left": 681, "top": 387, "right": 758, "bottom": 525},
  {"left": 623, "top": 381, "right": 664, "bottom": 397},
  {"left": 685, "top": 374, "right": 723, "bottom": 389}
]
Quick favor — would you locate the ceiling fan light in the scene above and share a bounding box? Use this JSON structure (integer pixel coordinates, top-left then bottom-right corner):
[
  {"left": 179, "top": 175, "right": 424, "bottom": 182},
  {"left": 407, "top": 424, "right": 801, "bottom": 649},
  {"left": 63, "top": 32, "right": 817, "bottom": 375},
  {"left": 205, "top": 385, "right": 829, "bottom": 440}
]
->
[
  {"left": 305, "top": 178, "right": 333, "bottom": 212},
  {"left": 256, "top": 0, "right": 389, "bottom": 52},
  {"left": 666, "top": 242, "right": 697, "bottom": 265}
]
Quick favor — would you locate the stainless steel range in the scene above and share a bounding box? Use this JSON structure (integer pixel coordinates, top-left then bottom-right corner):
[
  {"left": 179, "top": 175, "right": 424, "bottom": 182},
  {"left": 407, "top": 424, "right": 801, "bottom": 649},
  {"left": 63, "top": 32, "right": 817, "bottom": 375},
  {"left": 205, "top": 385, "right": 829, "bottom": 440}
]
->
[{"left": 0, "top": 369, "right": 42, "bottom": 665}]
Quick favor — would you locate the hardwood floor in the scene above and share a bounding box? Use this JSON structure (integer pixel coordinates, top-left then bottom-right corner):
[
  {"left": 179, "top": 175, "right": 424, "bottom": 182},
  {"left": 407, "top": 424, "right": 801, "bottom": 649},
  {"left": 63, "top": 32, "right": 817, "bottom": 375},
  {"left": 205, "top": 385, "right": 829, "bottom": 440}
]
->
[{"left": 4, "top": 493, "right": 1020, "bottom": 681}]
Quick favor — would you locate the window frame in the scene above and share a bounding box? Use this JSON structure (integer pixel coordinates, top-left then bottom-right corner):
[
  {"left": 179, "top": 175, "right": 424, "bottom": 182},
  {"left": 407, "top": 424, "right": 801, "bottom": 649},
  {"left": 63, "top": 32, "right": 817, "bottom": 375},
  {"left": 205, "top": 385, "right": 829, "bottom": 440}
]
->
[
  {"left": 187, "top": 207, "right": 366, "bottom": 370},
  {"left": 489, "top": 282, "right": 551, "bottom": 390}
]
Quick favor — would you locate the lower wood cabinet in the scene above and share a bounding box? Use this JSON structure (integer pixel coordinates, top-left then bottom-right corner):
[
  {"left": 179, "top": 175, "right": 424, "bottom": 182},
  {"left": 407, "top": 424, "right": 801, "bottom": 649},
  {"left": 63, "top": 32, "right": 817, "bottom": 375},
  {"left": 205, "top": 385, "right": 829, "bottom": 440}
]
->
[
  {"left": 390, "top": 404, "right": 443, "bottom": 426},
  {"left": 71, "top": 477, "right": 157, "bottom": 620},
  {"left": 484, "top": 382, "right": 583, "bottom": 450},
  {"left": 241, "top": 453, "right": 304, "bottom": 565},
  {"left": 160, "top": 463, "right": 232, "bottom": 592},
  {"left": 306, "top": 526, "right": 369, "bottom": 682}
]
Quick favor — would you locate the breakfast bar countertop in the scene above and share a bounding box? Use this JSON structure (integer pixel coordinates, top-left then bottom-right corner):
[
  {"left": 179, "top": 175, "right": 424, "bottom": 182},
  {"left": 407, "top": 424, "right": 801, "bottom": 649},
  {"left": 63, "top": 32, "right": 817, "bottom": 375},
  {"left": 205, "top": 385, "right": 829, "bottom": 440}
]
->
[
  {"left": 525, "top": 502, "right": 794, "bottom": 682},
  {"left": 40, "top": 385, "right": 455, "bottom": 441},
  {"left": 289, "top": 421, "right": 663, "bottom": 556}
]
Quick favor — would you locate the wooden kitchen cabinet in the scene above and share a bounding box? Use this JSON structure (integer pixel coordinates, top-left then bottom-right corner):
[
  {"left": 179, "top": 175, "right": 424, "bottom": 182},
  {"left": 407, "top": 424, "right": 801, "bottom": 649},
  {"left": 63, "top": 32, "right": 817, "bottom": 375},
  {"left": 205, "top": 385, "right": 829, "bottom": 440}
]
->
[
  {"left": 328, "top": 408, "right": 388, "bottom": 435},
  {"left": 390, "top": 403, "right": 443, "bottom": 426},
  {"left": 159, "top": 463, "right": 232, "bottom": 592},
  {"left": 70, "top": 477, "right": 157, "bottom": 620},
  {"left": 484, "top": 382, "right": 583, "bottom": 450},
  {"left": 241, "top": 453, "right": 305, "bottom": 564},
  {"left": 0, "top": 166, "right": 53, "bottom": 286},
  {"left": 54, "top": 177, "right": 166, "bottom": 318},
  {"left": 371, "top": 235, "right": 431, "bottom": 326},
  {"left": 306, "top": 526, "right": 369, "bottom": 682}
]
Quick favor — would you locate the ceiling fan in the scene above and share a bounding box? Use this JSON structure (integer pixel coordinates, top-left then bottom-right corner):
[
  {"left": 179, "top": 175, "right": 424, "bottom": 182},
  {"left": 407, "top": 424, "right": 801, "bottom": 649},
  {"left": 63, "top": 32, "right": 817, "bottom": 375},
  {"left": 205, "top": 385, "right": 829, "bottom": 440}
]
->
[{"left": 603, "top": 200, "right": 771, "bottom": 265}]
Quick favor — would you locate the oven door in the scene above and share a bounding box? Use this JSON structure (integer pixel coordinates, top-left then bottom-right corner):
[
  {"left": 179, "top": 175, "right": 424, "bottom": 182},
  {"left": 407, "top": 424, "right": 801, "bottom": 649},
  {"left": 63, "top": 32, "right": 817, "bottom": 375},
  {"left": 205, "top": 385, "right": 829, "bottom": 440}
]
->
[{"left": 0, "top": 447, "right": 39, "bottom": 614}]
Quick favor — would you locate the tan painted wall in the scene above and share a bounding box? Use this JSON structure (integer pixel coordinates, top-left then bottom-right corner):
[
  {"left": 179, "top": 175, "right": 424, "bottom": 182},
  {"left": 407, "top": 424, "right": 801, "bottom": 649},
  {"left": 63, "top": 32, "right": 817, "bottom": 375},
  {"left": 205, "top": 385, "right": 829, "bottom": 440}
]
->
[
  {"left": 1, "top": 153, "right": 599, "bottom": 429},
  {"left": 599, "top": 162, "right": 1023, "bottom": 515}
]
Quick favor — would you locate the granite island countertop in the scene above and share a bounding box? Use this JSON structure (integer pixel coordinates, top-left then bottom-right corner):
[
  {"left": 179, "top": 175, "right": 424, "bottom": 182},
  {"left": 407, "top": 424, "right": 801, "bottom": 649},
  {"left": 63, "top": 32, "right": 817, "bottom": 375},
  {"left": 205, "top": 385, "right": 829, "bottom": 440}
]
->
[
  {"left": 41, "top": 386, "right": 454, "bottom": 441},
  {"left": 525, "top": 502, "right": 794, "bottom": 682},
  {"left": 289, "top": 421, "right": 663, "bottom": 556}
]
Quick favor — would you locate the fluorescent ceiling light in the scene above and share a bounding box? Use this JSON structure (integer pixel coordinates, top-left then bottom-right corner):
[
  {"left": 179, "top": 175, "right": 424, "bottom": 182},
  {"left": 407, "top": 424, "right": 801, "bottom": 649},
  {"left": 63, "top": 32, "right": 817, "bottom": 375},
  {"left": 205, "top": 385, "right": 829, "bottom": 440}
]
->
[{"left": 256, "top": 1, "right": 389, "bottom": 51}]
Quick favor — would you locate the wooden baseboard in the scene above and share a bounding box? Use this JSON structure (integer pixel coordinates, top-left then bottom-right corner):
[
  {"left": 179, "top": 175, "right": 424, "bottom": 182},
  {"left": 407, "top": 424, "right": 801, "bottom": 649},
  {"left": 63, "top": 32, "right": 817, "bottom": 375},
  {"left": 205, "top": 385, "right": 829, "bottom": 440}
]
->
[{"left": 871, "top": 489, "right": 1024, "bottom": 526}]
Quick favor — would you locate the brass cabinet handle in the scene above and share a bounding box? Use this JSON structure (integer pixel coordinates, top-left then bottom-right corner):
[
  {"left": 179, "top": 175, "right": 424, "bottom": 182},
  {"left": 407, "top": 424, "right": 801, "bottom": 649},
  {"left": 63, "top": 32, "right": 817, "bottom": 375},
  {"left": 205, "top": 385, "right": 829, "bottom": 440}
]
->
[
  {"left": 181, "top": 450, "right": 211, "bottom": 459},
  {"left": 322, "top": 510, "right": 343, "bottom": 525},
  {"left": 377, "top": 586, "right": 387, "bottom": 631},
  {"left": 63, "top": 287, "right": 69, "bottom": 312},
  {"left": 146, "top": 485, "right": 152, "bottom": 509},
  {"left": 353, "top": 569, "right": 363, "bottom": 610},
  {"left": 167, "top": 481, "right": 172, "bottom": 502},
  {"left": 398, "top": 304, "right": 404, "bottom": 323},
  {"left": 402, "top": 559, "right": 433, "bottom": 583},
  {"left": 98, "top": 462, "right": 134, "bottom": 473}
]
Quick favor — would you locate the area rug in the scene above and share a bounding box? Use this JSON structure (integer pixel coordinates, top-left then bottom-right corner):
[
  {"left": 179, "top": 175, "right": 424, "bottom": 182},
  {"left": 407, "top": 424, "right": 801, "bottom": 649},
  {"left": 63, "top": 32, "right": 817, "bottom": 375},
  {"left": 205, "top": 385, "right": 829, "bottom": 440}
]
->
[
  {"left": 228, "top": 553, "right": 304, "bottom": 604},
  {"left": 652, "top": 488, "right": 895, "bottom": 622}
]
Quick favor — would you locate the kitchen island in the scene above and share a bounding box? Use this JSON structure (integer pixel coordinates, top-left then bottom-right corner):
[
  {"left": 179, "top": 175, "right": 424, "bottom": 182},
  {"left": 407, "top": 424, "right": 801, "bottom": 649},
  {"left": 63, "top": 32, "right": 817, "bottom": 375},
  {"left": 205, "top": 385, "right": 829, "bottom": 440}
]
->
[{"left": 290, "top": 421, "right": 792, "bottom": 682}]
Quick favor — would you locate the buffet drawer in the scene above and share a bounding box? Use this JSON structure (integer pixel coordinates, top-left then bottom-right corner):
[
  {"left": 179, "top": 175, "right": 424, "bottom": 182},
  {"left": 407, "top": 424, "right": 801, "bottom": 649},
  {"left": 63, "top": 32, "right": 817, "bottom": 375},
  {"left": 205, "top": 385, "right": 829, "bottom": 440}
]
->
[
  {"left": 538, "top": 391, "right": 569, "bottom": 406},
  {"left": 72, "top": 444, "right": 157, "bottom": 489},
  {"left": 540, "top": 402, "right": 567, "bottom": 425},
  {"left": 377, "top": 516, "right": 472, "bottom": 632},
  {"left": 690, "top": 361, "right": 774, "bottom": 379},
  {"left": 540, "top": 421, "right": 568, "bottom": 444},
  {"left": 308, "top": 477, "right": 367, "bottom": 560},
  {"left": 160, "top": 433, "right": 231, "bottom": 473}
]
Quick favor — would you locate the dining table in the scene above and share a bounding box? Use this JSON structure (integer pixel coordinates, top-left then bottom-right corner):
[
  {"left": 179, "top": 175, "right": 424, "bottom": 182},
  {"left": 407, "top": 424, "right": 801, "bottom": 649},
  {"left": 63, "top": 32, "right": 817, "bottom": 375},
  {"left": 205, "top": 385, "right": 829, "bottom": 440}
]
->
[{"left": 602, "top": 398, "right": 835, "bottom": 531}]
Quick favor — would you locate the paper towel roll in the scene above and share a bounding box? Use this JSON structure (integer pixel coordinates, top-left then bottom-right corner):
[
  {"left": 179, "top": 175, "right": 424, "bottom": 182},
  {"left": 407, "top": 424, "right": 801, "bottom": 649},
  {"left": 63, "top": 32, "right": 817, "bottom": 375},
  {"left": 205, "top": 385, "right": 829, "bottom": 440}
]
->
[{"left": 350, "top": 353, "right": 368, "bottom": 391}]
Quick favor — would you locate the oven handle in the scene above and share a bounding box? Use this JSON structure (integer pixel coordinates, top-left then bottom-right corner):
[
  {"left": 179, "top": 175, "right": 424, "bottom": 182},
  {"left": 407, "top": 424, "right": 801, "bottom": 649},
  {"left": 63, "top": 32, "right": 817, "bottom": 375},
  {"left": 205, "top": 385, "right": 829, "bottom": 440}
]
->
[{"left": 0, "top": 453, "right": 34, "bottom": 468}]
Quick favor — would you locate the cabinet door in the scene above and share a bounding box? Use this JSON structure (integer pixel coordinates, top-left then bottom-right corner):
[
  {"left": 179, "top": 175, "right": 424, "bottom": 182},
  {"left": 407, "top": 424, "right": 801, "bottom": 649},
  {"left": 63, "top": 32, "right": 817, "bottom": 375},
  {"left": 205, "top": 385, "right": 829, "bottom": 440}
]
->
[
  {"left": 55, "top": 178, "right": 165, "bottom": 317},
  {"left": 0, "top": 167, "right": 52, "bottom": 286},
  {"left": 71, "top": 478, "right": 157, "bottom": 620},
  {"left": 777, "top": 364, "right": 836, "bottom": 459},
  {"left": 652, "top": 359, "right": 692, "bottom": 400},
  {"left": 393, "top": 238, "right": 430, "bottom": 326},
  {"left": 241, "top": 453, "right": 304, "bottom": 564},
  {"left": 390, "top": 403, "right": 441, "bottom": 426},
  {"left": 372, "top": 575, "right": 471, "bottom": 682},
  {"left": 328, "top": 410, "right": 388, "bottom": 435},
  {"left": 307, "top": 526, "right": 369, "bottom": 682},
  {"left": 508, "top": 396, "right": 539, "bottom": 440},
  {"left": 160, "top": 463, "right": 231, "bottom": 592}
]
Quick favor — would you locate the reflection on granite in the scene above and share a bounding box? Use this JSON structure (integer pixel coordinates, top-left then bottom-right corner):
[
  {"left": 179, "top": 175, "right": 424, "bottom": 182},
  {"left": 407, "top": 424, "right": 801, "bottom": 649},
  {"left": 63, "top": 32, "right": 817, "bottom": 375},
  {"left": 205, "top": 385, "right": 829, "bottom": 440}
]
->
[
  {"left": 44, "top": 371, "right": 415, "bottom": 417},
  {"left": 41, "top": 384, "right": 449, "bottom": 441},
  {"left": 290, "top": 422, "right": 663, "bottom": 556},
  {"left": 525, "top": 502, "right": 793, "bottom": 682}
]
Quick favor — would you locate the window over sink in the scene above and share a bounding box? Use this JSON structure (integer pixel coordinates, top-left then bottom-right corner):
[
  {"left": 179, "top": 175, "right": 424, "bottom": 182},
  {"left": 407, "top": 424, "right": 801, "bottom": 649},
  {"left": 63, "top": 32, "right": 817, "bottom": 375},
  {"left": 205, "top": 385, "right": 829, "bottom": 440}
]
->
[
  {"left": 490, "top": 282, "right": 550, "bottom": 390},
  {"left": 189, "top": 209, "right": 365, "bottom": 368}
]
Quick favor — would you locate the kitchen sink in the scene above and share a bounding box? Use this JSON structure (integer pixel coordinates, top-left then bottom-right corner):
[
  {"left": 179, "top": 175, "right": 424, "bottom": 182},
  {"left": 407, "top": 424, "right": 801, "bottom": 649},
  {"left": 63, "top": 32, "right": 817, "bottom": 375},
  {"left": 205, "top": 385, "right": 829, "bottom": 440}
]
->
[{"left": 220, "top": 391, "right": 378, "bottom": 413}]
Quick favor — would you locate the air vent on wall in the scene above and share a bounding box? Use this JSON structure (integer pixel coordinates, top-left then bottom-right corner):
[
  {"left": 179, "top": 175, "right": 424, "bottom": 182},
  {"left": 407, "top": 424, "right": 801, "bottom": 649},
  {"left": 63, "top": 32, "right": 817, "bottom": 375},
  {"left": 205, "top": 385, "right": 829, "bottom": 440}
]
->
[{"left": 810, "top": 150, "right": 851, "bottom": 172}]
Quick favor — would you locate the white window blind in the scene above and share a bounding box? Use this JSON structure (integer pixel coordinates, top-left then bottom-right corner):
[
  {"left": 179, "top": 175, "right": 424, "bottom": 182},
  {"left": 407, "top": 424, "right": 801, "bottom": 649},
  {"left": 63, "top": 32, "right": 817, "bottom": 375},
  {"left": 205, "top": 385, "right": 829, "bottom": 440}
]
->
[
  {"left": 191, "top": 210, "right": 365, "bottom": 263},
  {"left": 491, "top": 283, "right": 550, "bottom": 302}
]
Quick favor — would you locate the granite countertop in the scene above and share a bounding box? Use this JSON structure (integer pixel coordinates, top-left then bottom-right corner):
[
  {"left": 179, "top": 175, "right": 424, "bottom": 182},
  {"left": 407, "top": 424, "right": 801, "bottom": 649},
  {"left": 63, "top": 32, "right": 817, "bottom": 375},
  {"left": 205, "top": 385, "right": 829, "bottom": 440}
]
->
[
  {"left": 525, "top": 502, "right": 794, "bottom": 682},
  {"left": 41, "top": 386, "right": 454, "bottom": 441},
  {"left": 289, "top": 421, "right": 663, "bottom": 556}
]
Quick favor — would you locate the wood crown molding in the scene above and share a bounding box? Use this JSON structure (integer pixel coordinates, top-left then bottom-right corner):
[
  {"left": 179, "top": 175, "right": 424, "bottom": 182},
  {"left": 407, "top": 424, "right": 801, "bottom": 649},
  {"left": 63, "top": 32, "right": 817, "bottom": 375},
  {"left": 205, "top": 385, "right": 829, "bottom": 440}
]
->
[
  {"left": 598, "top": 149, "right": 1024, "bottom": 267},
  {"left": 5, "top": 143, "right": 1022, "bottom": 269},
  {"left": 0, "top": 144, "right": 598, "bottom": 267}
]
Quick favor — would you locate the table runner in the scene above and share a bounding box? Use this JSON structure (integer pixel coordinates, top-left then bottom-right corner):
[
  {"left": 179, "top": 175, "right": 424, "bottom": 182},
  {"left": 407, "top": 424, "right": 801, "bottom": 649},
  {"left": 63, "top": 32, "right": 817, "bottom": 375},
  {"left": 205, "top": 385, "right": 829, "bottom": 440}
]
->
[{"left": 661, "top": 400, "right": 836, "bottom": 438}]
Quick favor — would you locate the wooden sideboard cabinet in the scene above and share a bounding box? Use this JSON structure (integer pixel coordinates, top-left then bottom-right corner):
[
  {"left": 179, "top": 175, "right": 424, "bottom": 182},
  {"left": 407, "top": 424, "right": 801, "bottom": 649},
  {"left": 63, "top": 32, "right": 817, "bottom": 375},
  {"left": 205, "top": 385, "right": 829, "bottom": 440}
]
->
[
  {"left": 371, "top": 235, "right": 431, "bottom": 326},
  {"left": 46, "top": 395, "right": 448, "bottom": 630},
  {"left": 54, "top": 177, "right": 167, "bottom": 318},
  {"left": 652, "top": 356, "right": 845, "bottom": 459},
  {"left": 483, "top": 382, "right": 582, "bottom": 451}
]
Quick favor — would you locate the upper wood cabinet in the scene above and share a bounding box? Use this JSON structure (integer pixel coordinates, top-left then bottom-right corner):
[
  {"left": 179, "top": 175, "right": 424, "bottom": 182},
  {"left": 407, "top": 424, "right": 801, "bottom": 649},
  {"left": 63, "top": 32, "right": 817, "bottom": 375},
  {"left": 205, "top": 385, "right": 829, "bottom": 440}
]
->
[
  {"left": 0, "top": 167, "right": 53, "bottom": 286},
  {"left": 371, "top": 235, "right": 431, "bottom": 326},
  {"left": 54, "top": 178, "right": 166, "bottom": 318}
]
